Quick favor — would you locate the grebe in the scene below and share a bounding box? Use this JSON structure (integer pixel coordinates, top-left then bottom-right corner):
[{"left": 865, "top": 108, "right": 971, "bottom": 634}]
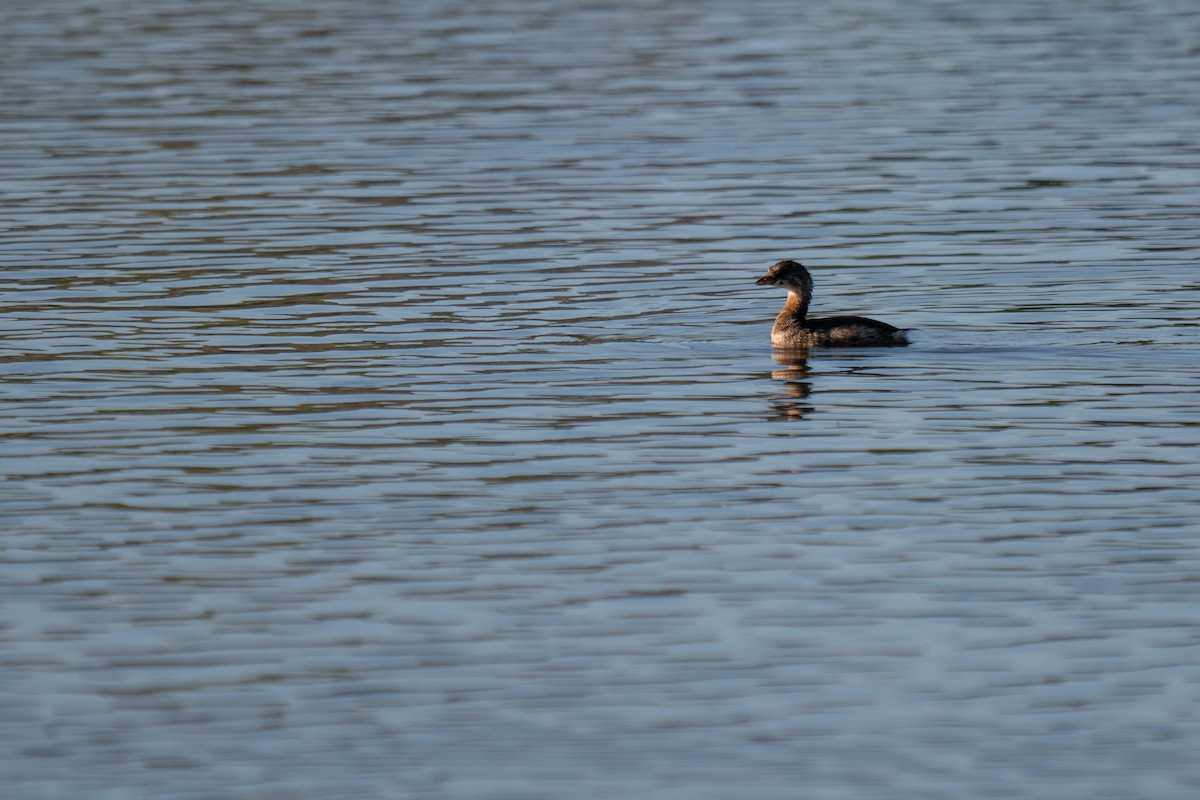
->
[{"left": 755, "top": 259, "right": 909, "bottom": 348}]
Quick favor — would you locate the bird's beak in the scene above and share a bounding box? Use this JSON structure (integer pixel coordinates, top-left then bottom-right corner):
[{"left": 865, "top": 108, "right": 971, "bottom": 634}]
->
[{"left": 755, "top": 276, "right": 774, "bottom": 286}]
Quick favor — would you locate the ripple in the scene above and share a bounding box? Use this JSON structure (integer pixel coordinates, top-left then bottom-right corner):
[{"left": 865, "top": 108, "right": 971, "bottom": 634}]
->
[{"left": 6, "top": 0, "right": 1200, "bottom": 798}]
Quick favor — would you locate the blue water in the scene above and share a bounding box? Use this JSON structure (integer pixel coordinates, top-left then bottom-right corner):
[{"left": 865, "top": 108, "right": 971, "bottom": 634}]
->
[{"left": 5, "top": 1, "right": 1200, "bottom": 798}]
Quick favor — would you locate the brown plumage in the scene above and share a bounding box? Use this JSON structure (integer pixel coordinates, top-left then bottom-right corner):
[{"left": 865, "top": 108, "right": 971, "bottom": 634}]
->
[{"left": 755, "top": 260, "right": 909, "bottom": 348}]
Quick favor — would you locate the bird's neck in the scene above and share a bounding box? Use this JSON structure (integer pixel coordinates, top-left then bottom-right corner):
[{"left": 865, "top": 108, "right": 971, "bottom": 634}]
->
[{"left": 780, "top": 289, "right": 810, "bottom": 322}]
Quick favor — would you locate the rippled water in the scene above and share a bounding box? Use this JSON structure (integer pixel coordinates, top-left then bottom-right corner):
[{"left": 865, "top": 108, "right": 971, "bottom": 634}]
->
[{"left": 6, "top": 1, "right": 1200, "bottom": 797}]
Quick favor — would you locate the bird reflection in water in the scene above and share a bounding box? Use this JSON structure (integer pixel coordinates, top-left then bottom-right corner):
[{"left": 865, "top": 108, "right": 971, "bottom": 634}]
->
[{"left": 767, "top": 348, "right": 813, "bottom": 420}]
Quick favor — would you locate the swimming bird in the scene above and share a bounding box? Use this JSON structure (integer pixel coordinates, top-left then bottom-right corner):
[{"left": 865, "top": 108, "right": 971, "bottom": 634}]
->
[{"left": 755, "top": 259, "right": 909, "bottom": 347}]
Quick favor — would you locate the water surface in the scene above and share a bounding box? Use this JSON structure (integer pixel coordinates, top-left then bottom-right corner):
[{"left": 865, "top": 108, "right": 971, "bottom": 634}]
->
[{"left": 5, "top": 1, "right": 1200, "bottom": 798}]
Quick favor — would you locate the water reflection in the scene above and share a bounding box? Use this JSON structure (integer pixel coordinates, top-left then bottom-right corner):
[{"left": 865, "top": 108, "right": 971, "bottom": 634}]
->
[{"left": 768, "top": 349, "right": 813, "bottom": 420}]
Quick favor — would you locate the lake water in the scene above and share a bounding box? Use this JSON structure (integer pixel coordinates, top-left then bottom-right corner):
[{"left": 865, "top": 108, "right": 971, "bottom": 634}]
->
[{"left": 5, "top": 1, "right": 1200, "bottom": 797}]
